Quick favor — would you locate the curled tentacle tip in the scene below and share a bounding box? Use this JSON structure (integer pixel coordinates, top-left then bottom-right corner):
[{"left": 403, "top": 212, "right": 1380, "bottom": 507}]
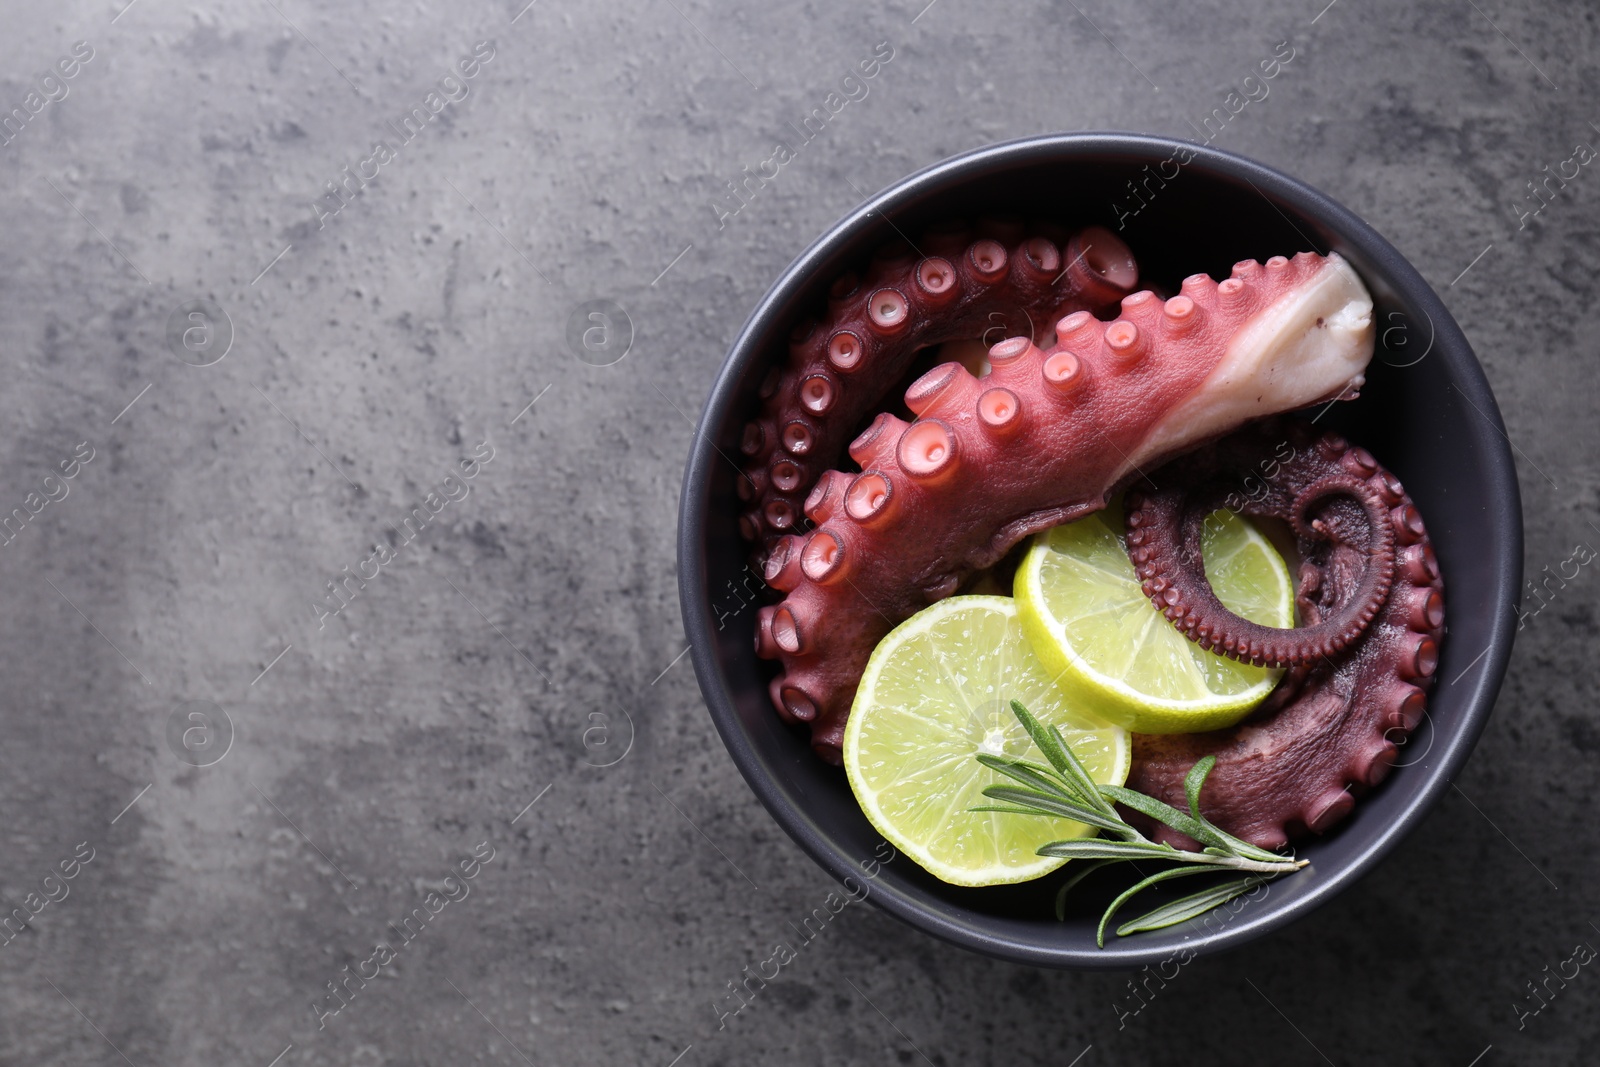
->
[{"left": 1118, "top": 423, "right": 1443, "bottom": 843}]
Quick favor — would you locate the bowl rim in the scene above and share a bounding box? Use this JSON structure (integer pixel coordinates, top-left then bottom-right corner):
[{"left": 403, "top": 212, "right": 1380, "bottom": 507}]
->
[{"left": 677, "top": 131, "right": 1523, "bottom": 969}]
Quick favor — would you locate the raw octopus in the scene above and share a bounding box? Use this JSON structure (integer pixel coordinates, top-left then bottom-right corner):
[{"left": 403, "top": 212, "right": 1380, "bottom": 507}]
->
[
  {"left": 739, "top": 221, "right": 1139, "bottom": 555},
  {"left": 1123, "top": 418, "right": 1444, "bottom": 849},
  {"left": 751, "top": 249, "right": 1377, "bottom": 765}
]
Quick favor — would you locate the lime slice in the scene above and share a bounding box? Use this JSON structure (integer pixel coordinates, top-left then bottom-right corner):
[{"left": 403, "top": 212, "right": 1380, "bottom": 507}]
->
[
  {"left": 1015, "top": 498, "right": 1294, "bottom": 734},
  {"left": 843, "top": 595, "right": 1130, "bottom": 887}
]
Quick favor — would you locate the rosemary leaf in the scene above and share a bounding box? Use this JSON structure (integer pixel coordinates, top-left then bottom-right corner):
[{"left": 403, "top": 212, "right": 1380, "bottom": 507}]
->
[
  {"left": 1046, "top": 724, "right": 1119, "bottom": 818},
  {"left": 1114, "top": 874, "right": 1268, "bottom": 937},
  {"left": 1036, "top": 839, "right": 1181, "bottom": 861},
  {"left": 1007, "top": 700, "right": 1067, "bottom": 767},
  {"left": 969, "top": 804, "right": 1056, "bottom": 816},
  {"left": 1199, "top": 823, "right": 1294, "bottom": 866},
  {"left": 981, "top": 786, "right": 1129, "bottom": 835},
  {"left": 1096, "top": 866, "right": 1222, "bottom": 948},
  {"left": 1183, "top": 755, "right": 1218, "bottom": 824},
  {"left": 1009, "top": 700, "right": 1106, "bottom": 811},
  {"left": 975, "top": 753, "right": 1078, "bottom": 800},
  {"left": 1096, "top": 784, "right": 1224, "bottom": 849}
]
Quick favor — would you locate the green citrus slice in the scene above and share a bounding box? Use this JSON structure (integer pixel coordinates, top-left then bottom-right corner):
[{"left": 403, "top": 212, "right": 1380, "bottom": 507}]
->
[
  {"left": 842, "top": 595, "right": 1130, "bottom": 887},
  {"left": 1015, "top": 498, "right": 1294, "bottom": 734}
]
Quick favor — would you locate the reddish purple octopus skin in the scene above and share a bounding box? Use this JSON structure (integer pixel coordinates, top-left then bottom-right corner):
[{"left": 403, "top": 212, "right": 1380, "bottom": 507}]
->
[
  {"left": 752, "top": 251, "right": 1377, "bottom": 763},
  {"left": 738, "top": 221, "right": 1139, "bottom": 557},
  {"left": 1123, "top": 417, "right": 1445, "bottom": 850}
]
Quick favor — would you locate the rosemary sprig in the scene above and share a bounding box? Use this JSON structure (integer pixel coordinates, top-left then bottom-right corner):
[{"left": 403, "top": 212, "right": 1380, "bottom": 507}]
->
[{"left": 971, "top": 700, "right": 1308, "bottom": 946}]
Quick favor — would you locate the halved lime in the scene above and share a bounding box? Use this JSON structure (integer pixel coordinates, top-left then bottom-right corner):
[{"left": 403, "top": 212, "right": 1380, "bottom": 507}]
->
[
  {"left": 842, "top": 595, "right": 1130, "bottom": 887},
  {"left": 1015, "top": 498, "right": 1294, "bottom": 734}
]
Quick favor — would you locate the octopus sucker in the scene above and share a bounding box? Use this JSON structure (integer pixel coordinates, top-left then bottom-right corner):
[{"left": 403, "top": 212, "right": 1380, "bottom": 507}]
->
[
  {"left": 753, "top": 252, "right": 1377, "bottom": 763},
  {"left": 1123, "top": 417, "right": 1444, "bottom": 848},
  {"left": 739, "top": 224, "right": 1143, "bottom": 557}
]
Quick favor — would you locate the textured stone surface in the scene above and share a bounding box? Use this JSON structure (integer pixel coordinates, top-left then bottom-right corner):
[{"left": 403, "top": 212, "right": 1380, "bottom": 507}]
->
[{"left": 0, "top": 0, "right": 1593, "bottom": 1064}]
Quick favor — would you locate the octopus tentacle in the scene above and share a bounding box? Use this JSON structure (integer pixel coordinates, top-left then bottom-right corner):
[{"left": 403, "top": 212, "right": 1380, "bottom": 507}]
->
[
  {"left": 753, "top": 252, "right": 1377, "bottom": 762},
  {"left": 739, "top": 223, "right": 1140, "bottom": 555},
  {"left": 1124, "top": 469, "right": 1396, "bottom": 667},
  {"left": 1122, "top": 419, "right": 1445, "bottom": 848}
]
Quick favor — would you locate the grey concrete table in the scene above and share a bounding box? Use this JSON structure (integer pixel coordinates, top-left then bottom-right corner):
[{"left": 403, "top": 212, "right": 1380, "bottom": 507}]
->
[{"left": 0, "top": 0, "right": 1592, "bottom": 1064}]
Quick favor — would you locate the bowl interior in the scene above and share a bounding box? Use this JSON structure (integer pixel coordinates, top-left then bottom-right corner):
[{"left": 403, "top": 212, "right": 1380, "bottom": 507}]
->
[{"left": 680, "top": 135, "right": 1521, "bottom": 968}]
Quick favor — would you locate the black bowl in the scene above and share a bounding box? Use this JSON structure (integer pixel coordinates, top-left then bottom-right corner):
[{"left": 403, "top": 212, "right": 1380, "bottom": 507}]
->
[{"left": 676, "top": 133, "right": 1522, "bottom": 969}]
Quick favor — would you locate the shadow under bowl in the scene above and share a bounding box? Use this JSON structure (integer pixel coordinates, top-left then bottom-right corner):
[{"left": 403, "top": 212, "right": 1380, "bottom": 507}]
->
[{"left": 677, "top": 132, "right": 1522, "bottom": 969}]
